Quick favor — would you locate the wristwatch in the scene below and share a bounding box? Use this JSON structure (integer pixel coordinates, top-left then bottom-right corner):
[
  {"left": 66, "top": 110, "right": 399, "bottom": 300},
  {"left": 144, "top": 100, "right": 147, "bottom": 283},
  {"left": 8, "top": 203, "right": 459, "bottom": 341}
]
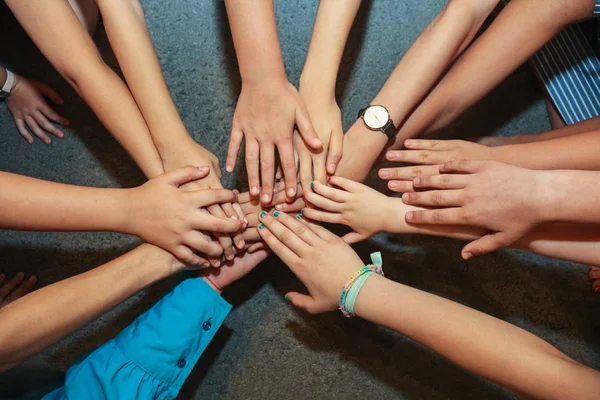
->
[
  {"left": 357, "top": 105, "right": 397, "bottom": 139},
  {"left": 0, "top": 69, "right": 15, "bottom": 99}
]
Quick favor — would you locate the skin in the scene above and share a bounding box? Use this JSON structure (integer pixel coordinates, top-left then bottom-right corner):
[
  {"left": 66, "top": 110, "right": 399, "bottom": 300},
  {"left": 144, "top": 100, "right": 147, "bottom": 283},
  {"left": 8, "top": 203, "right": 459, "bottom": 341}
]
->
[
  {"left": 0, "top": 167, "right": 242, "bottom": 265},
  {"left": 0, "top": 244, "right": 268, "bottom": 371},
  {"left": 0, "top": 273, "right": 37, "bottom": 308},
  {"left": 224, "top": 0, "right": 322, "bottom": 205},
  {"left": 256, "top": 210, "right": 600, "bottom": 399},
  {"left": 296, "top": 0, "right": 361, "bottom": 188}
]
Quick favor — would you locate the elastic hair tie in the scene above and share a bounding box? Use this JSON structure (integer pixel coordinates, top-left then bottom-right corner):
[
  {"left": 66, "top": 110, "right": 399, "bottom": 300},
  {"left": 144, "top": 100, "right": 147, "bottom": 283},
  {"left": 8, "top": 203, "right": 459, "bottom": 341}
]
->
[
  {"left": 204, "top": 276, "right": 223, "bottom": 292},
  {"left": 338, "top": 252, "right": 383, "bottom": 318}
]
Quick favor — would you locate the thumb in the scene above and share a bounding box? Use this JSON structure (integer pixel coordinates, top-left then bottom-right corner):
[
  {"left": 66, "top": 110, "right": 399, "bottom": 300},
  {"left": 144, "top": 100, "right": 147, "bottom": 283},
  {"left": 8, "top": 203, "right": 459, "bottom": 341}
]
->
[
  {"left": 285, "top": 291, "right": 318, "bottom": 314},
  {"left": 295, "top": 105, "right": 322, "bottom": 150},
  {"left": 163, "top": 165, "right": 210, "bottom": 187},
  {"left": 462, "top": 231, "right": 516, "bottom": 259},
  {"left": 342, "top": 231, "right": 367, "bottom": 244},
  {"left": 32, "top": 81, "right": 64, "bottom": 105}
]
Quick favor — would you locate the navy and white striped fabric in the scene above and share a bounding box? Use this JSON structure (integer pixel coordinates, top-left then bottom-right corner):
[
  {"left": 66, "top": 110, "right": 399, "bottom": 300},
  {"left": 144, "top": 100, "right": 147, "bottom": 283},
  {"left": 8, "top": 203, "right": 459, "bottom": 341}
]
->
[{"left": 595, "top": 0, "right": 600, "bottom": 17}]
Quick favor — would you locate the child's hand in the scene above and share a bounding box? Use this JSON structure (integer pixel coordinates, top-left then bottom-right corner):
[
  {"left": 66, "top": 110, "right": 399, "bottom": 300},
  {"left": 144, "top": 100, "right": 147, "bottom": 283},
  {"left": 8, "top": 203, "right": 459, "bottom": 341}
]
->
[
  {"left": 302, "top": 177, "right": 396, "bottom": 244},
  {"left": 6, "top": 75, "right": 69, "bottom": 144},
  {"left": 0, "top": 272, "right": 37, "bottom": 308},
  {"left": 226, "top": 78, "right": 322, "bottom": 204},
  {"left": 401, "top": 160, "right": 545, "bottom": 259},
  {"left": 162, "top": 140, "right": 247, "bottom": 263},
  {"left": 379, "top": 139, "right": 494, "bottom": 192},
  {"left": 257, "top": 210, "right": 363, "bottom": 314},
  {"left": 199, "top": 248, "right": 270, "bottom": 293},
  {"left": 126, "top": 166, "right": 243, "bottom": 267}
]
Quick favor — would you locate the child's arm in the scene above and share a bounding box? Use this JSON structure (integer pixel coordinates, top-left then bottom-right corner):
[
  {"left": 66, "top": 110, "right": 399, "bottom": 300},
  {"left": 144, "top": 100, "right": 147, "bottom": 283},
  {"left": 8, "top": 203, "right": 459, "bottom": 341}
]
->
[
  {"left": 0, "top": 167, "right": 242, "bottom": 264},
  {"left": 392, "top": 0, "right": 597, "bottom": 146},
  {"left": 5, "top": 0, "right": 164, "bottom": 178},
  {"left": 256, "top": 211, "right": 600, "bottom": 399},
  {"left": 224, "top": 0, "right": 322, "bottom": 204},
  {"left": 297, "top": 0, "right": 362, "bottom": 188},
  {"left": 334, "top": 0, "right": 500, "bottom": 182}
]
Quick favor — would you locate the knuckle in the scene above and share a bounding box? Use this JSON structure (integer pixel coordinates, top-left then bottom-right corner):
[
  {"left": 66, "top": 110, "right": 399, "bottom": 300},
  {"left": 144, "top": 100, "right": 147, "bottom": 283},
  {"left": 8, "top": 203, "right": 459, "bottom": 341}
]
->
[{"left": 411, "top": 168, "right": 423, "bottom": 178}]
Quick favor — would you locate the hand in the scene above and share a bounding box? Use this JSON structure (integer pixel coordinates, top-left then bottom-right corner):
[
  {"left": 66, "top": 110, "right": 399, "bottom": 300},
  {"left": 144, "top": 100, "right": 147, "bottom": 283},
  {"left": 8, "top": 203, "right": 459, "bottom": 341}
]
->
[
  {"left": 199, "top": 248, "right": 270, "bottom": 293},
  {"left": 162, "top": 139, "right": 247, "bottom": 264},
  {"left": 297, "top": 86, "right": 343, "bottom": 189},
  {"left": 380, "top": 139, "right": 495, "bottom": 192},
  {"left": 226, "top": 78, "right": 322, "bottom": 204},
  {"left": 6, "top": 75, "right": 69, "bottom": 144},
  {"left": 125, "top": 166, "right": 243, "bottom": 266},
  {"left": 401, "top": 160, "right": 546, "bottom": 259},
  {"left": 257, "top": 210, "right": 364, "bottom": 314},
  {"left": 0, "top": 272, "right": 37, "bottom": 308},
  {"left": 302, "top": 178, "right": 395, "bottom": 243}
]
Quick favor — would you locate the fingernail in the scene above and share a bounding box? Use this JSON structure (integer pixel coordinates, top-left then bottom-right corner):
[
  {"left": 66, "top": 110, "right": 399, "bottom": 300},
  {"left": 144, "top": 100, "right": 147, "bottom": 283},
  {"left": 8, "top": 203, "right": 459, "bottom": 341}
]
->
[
  {"left": 414, "top": 177, "right": 421, "bottom": 186},
  {"left": 379, "top": 170, "right": 389, "bottom": 178},
  {"left": 198, "top": 166, "right": 209, "bottom": 172},
  {"left": 463, "top": 252, "right": 473, "bottom": 260},
  {"left": 237, "top": 239, "right": 245, "bottom": 248},
  {"left": 251, "top": 186, "right": 259, "bottom": 195},
  {"left": 227, "top": 253, "right": 234, "bottom": 261},
  {"left": 273, "top": 211, "right": 280, "bottom": 217},
  {"left": 231, "top": 215, "right": 238, "bottom": 220},
  {"left": 402, "top": 193, "right": 410, "bottom": 203},
  {"left": 262, "top": 194, "right": 270, "bottom": 203},
  {"left": 226, "top": 165, "right": 233, "bottom": 172},
  {"left": 405, "top": 212, "right": 413, "bottom": 221},
  {"left": 310, "top": 182, "right": 315, "bottom": 189},
  {"left": 300, "top": 209, "right": 305, "bottom": 215},
  {"left": 329, "top": 164, "right": 335, "bottom": 172},
  {"left": 202, "top": 262, "right": 211, "bottom": 268},
  {"left": 296, "top": 214, "right": 302, "bottom": 220},
  {"left": 287, "top": 188, "right": 295, "bottom": 197},
  {"left": 215, "top": 260, "right": 221, "bottom": 267},
  {"left": 405, "top": 140, "right": 414, "bottom": 147},
  {"left": 594, "top": 284, "right": 600, "bottom": 293},
  {"left": 285, "top": 295, "right": 290, "bottom": 302},
  {"left": 259, "top": 223, "right": 265, "bottom": 230},
  {"left": 387, "top": 152, "right": 398, "bottom": 160},
  {"left": 389, "top": 182, "right": 398, "bottom": 189},
  {"left": 259, "top": 211, "right": 267, "bottom": 218},
  {"left": 275, "top": 204, "right": 283, "bottom": 211},
  {"left": 244, "top": 217, "right": 249, "bottom": 225},
  {"left": 327, "top": 176, "right": 331, "bottom": 182}
]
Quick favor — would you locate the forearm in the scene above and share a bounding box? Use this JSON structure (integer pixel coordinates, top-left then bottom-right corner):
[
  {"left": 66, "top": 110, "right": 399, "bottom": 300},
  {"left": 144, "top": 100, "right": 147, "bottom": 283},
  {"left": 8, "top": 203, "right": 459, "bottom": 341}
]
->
[
  {"left": 97, "top": 0, "right": 193, "bottom": 157},
  {"left": 6, "top": 0, "right": 164, "bottom": 178},
  {"left": 356, "top": 276, "right": 600, "bottom": 398},
  {"left": 224, "top": 0, "right": 286, "bottom": 84},
  {"left": 0, "top": 172, "right": 130, "bottom": 232},
  {"left": 509, "top": 116, "right": 600, "bottom": 144},
  {"left": 0, "top": 244, "right": 182, "bottom": 371},
  {"left": 396, "top": 0, "right": 596, "bottom": 144},
  {"left": 336, "top": 0, "right": 498, "bottom": 181},
  {"left": 299, "top": 0, "right": 362, "bottom": 99}
]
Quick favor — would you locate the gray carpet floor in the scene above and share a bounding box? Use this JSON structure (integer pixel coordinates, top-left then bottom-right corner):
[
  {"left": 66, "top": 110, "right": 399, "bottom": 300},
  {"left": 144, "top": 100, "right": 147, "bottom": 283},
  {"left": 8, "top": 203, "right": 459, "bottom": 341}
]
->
[{"left": 1, "top": 1, "right": 599, "bottom": 399}]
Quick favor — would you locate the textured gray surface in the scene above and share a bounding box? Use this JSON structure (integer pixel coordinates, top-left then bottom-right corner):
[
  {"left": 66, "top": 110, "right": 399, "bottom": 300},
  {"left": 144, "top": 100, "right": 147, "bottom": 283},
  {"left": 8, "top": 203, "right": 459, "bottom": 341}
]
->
[{"left": 0, "top": 1, "right": 599, "bottom": 399}]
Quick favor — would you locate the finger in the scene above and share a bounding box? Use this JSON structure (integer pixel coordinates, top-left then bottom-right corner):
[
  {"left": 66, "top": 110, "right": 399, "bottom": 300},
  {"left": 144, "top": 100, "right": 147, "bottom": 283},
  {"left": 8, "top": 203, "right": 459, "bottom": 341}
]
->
[
  {"left": 194, "top": 212, "right": 243, "bottom": 233},
  {"left": 388, "top": 180, "right": 416, "bottom": 193},
  {"left": 222, "top": 202, "right": 245, "bottom": 249},
  {"left": 174, "top": 245, "right": 211, "bottom": 268},
  {"left": 440, "top": 160, "right": 485, "bottom": 174},
  {"left": 302, "top": 208, "right": 343, "bottom": 225},
  {"left": 40, "top": 103, "right": 69, "bottom": 126},
  {"left": 589, "top": 268, "right": 600, "bottom": 280},
  {"left": 462, "top": 231, "right": 517, "bottom": 259},
  {"left": 275, "top": 164, "right": 283, "bottom": 180},
  {"left": 164, "top": 165, "right": 210, "bottom": 187},
  {"left": 207, "top": 204, "right": 235, "bottom": 261},
  {"left": 327, "top": 176, "right": 363, "bottom": 193},
  {"left": 0, "top": 272, "right": 25, "bottom": 299},
  {"left": 257, "top": 219, "right": 300, "bottom": 267},
  {"left": 258, "top": 212, "right": 310, "bottom": 256},
  {"left": 303, "top": 190, "right": 343, "bottom": 212},
  {"left": 296, "top": 212, "right": 337, "bottom": 241},
  {"left": 298, "top": 145, "right": 313, "bottom": 192},
  {"left": 274, "top": 178, "right": 286, "bottom": 194},
  {"left": 33, "top": 111, "right": 64, "bottom": 139},
  {"left": 312, "top": 180, "right": 350, "bottom": 203},
  {"left": 242, "top": 227, "right": 261, "bottom": 243},
  {"left": 33, "top": 81, "right": 64, "bottom": 104},
  {"left": 246, "top": 139, "right": 261, "bottom": 196},
  {"left": 295, "top": 105, "right": 322, "bottom": 150},
  {"left": 184, "top": 231, "right": 225, "bottom": 258},
  {"left": 326, "top": 129, "right": 343, "bottom": 175},
  {"left": 379, "top": 165, "right": 441, "bottom": 181},
  {"left": 237, "top": 191, "right": 256, "bottom": 204},
  {"left": 285, "top": 291, "right": 319, "bottom": 314},
  {"left": 385, "top": 149, "right": 444, "bottom": 165},
  {"left": 260, "top": 143, "right": 275, "bottom": 204},
  {"left": 402, "top": 190, "right": 464, "bottom": 208},
  {"left": 271, "top": 183, "right": 301, "bottom": 206},
  {"left": 262, "top": 210, "right": 319, "bottom": 246},
  {"left": 0, "top": 274, "right": 5, "bottom": 285},
  {"left": 342, "top": 231, "right": 367, "bottom": 244},
  {"left": 413, "top": 174, "right": 468, "bottom": 190},
  {"left": 192, "top": 188, "right": 238, "bottom": 207},
  {"left": 14, "top": 119, "right": 34, "bottom": 144},
  {"left": 405, "top": 208, "right": 464, "bottom": 225},
  {"left": 404, "top": 139, "right": 450, "bottom": 150},
  {"left": 226, "top": 127, "right": 244, "bottom": 172},
  {"left": 24, "top": 116, "right": 51, "bottom": 144},
  {"left": 241, "top": 200, "right": 263, "bottom": 216},
  {"left": 274, "top": 197, "right": 306, "bottom": 213},
  {"left": 232, "top": 202, "right": 248, "bottom": 228},
  {"left": 248, "top": 242, "right": 266, "bottom": 253},
  {"left": 276, "top": 139, "right": 298, "bottom": 199},
  {"left": 4, "top": 276, "right": 37, "bottom": 304}
]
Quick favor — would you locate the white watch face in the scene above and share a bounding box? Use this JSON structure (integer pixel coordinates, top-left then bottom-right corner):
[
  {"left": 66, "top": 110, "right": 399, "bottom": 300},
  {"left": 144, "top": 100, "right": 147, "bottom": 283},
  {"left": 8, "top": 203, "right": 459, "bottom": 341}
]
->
[{"left": 363, "top": 105, "right": 389, "bottom": 130}]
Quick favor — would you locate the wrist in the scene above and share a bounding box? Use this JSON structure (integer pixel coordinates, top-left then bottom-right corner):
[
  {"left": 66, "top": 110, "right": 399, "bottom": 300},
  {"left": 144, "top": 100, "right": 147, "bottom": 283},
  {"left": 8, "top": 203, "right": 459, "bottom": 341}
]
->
[
  {"left": 200, "top": 275, "right": 223, "bottom": 294},
  {"left": 118, "top": 188, "right": 141, "bottom": 236},
  {"left": 299, "top": 72, "right": 336, "bottom": 101},
  {"left": 535, "top": 170, "right": 568, "bottom": 222},
  {"left": 241, "top": 67, "right": 287, "bottom": 87}
]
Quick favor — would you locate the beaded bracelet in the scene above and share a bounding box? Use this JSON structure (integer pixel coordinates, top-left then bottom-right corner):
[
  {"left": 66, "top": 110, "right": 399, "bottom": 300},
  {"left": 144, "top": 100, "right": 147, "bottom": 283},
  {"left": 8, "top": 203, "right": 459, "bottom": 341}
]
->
[{"left": 338, "top": 252, "right": 384, "bottom": 318}]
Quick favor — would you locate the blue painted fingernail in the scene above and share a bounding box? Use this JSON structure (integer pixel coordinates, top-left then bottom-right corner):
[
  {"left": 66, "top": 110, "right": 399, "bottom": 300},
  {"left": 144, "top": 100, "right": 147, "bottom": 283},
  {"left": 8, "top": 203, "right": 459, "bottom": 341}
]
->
[
  {"left": 273, "top": 211, "right": 280, "bottom": 217},
  {"left": 258, "top": 223, "right": 265, "bottom": 230},
  {"left": 285, "top": 295, "right": 290, "bottom": 302},
  {"left": 310, "top": 181, "right": 315, "bottom": 189},
  {"left": 259, "top": 211, "right": 267, "bottom": 218},
  {"left": 300, "top": 209, "right": 305, "bottom": 215},
  {"left": 296, "top": 214, "right": 303, "bottom": 220}
]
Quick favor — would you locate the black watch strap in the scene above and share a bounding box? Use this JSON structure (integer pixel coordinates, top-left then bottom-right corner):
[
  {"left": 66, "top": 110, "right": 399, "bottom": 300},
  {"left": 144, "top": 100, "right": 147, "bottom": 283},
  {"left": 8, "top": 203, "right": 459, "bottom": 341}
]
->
[
  {"left": 357, "top": 108, "right": 366, "bottom": 119},
  {"left": 382, "top": 120, "right": 397, "bottom": 139}
]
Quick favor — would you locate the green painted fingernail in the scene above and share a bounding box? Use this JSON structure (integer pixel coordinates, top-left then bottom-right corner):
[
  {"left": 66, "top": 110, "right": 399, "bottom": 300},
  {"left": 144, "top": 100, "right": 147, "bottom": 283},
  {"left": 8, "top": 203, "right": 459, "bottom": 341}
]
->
[
  {"left": 259, "top": 211, "right": 267, "bottom": 218},
  {"left": 300, "top": 209, "right": 305, "bottom": 215},
  {"left": 258, "top": 223, "right": 265, "bottom": 230},
  {"left": 310, "top": 181, "right": 315, "bottom": 189},
  {"left": 285, "top": 295, "right": 290, "bottom": 302},
  {"left": 296, "top": 214, "right": 302, "bottom": 220},
  {"left": 273, "top": 211, "right": 280, "bottom": 217}
]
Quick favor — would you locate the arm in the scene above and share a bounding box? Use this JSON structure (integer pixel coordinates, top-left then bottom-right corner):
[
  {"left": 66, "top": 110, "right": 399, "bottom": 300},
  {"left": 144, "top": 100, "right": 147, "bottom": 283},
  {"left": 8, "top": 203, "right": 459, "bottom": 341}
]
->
[
  {"left": 224, "top": 0, "right": 321, "bottom": 203},
  {"left": 296, "top": 0, "right": 362, "bottom": 187},
  {"left": 0, "top": 244, "right": 183, "bottom": 371},
  {"left": 335, "top": 0, "right": 500, "bottom": 182},
  {"left": 5, "top": 0, "right": 164, "bottom": 178},
  {"left": 394, "top": 0, "right": 597, "bottom": 146}
]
